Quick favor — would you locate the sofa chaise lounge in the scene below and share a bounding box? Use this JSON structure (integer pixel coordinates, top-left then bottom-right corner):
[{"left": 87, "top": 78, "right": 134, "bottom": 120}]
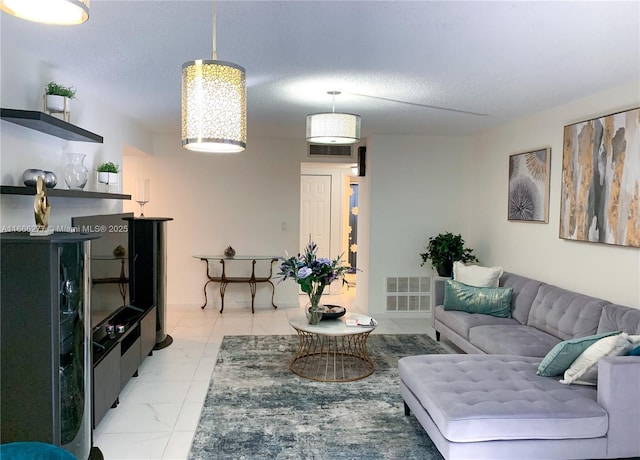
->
[{"left": 399, "top": 272, "right": 640, "bottom": 460}]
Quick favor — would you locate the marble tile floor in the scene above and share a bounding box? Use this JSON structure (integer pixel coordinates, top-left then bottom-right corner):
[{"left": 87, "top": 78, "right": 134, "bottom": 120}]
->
[{"left": 93, "top": 291, "right": 453, "bottom": 459}]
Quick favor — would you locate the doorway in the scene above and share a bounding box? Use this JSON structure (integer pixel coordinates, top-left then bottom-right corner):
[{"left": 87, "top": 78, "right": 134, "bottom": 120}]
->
[
  {"left": 345, "top": 179, "right": 359, "bottom": 289},
  {"left": 300, "top": 163, "right": 356, "bottom": 296}
]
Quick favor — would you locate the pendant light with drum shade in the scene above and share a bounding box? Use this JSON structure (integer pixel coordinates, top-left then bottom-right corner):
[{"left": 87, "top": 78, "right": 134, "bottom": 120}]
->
[
  {"left": 0, "top": 0, "right": 89, "bottom": 25},
  {"left": 181, "top": 1, "right": 246, "bottom": 153},
  {"left": 306, "top": 91, "right": 361, "bottom": 145}
]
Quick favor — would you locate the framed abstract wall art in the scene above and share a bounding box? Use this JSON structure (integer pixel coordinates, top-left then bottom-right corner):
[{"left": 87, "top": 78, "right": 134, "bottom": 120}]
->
[
  {"left": 508, "top": 147, "right": 551, "bottom": 223},
  {"left": 559, "top": 107, "right": 640, "bottom": 247}
]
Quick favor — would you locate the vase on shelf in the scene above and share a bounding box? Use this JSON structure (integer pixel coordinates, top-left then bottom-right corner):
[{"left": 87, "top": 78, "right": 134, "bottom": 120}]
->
[
  {"left": 22, "top": 168, "right": 45, "bottom": 186},
  {"left": 63, "top": 153, "right": 88, "bottom": 190},
  {"left": 44, "top": 171, "right": 58, "bottom": 188}
]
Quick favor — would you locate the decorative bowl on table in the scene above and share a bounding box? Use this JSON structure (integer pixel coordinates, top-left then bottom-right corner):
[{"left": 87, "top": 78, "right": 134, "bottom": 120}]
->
[{"left": 314, "top": 304, "right": 346, "bottom": 320}]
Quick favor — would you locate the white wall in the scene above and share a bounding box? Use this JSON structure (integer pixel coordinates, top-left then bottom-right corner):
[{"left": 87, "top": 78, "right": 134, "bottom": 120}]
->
[
  {"left": 363, "top": 134, "right": 474, "bottom": 317},
  {"left": 0, "top": 41, "right": 153, "bottom": 228},
  {"left": 361, "top": 82, "right": 640, "bottom": 316},
  {"left": 123, "top": 134, "right": 319, "bottom": 309},
  {"left": 469, "top": 81, "right": 640, "bottom": 307}
]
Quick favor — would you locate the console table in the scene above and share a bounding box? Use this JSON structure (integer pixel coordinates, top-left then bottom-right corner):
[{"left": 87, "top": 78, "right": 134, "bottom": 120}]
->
[{"left": 194, "top": 256, "right": 280, "bottom": 313}]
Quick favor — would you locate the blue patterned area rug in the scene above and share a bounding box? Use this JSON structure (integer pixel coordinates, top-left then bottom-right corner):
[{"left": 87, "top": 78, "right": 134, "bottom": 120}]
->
[{"left": 189, "top": 334, "right": 447, "bottom": 460}]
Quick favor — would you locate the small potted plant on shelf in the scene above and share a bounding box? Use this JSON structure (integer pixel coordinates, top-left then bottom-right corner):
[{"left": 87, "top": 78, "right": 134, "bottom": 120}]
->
[
  {"left": 419, "top": 232, "right": 478, "bottom": 277},
  {"left": 44, "top": 82, "right": 76, "bottom": 116},
  {"left": 96, "top": 161, "right": 119, "bottom": 189}
]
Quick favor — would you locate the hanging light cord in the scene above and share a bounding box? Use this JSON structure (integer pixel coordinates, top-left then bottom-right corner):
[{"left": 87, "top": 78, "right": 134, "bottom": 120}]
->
[
  {"left": 328, "top": 90, "right": 340, "bottom": 113},
  {"left": 211, "top": 0, "right": 217, "bottom": 60}
]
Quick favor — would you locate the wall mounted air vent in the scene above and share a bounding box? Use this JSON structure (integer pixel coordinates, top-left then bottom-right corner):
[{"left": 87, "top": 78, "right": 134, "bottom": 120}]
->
[
  {"left": 385, "top": 276, "right": 432, "bottom": 313},
  {"left": 308, "top": 144, "right": 353, "bottom": 157}
]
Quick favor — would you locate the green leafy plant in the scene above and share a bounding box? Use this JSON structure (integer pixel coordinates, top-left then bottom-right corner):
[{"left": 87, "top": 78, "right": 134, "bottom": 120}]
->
[
  {"left": 45, "top": 81, "right": 77, "bottom": 99},
  {"left": 96, "top": 162, "right": 119, "bottom": 173},
  {"left": 420, "top": 232, "right": 478, "bottom": 277}
]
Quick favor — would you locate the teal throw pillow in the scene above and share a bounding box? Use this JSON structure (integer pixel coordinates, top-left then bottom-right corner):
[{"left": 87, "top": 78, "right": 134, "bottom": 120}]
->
[
  {"left": 629, "top": 345, "right": 640, "bottom": 356},
  {"left": 443, "top": 279, "right": 512, "bottom": 318},
  {"left": 536, "top": 331, "right": 622, "bottom": 377}
]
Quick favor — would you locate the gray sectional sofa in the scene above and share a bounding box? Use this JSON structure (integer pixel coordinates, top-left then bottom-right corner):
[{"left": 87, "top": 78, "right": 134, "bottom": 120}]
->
[{"left": 399, "top": 272, "right": 640, "bottom": 460}]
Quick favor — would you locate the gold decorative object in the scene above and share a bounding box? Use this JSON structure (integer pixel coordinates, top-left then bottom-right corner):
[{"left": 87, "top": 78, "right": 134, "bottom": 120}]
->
[{"left": 33, "top": 176, "right": 52, "bottom": 235}]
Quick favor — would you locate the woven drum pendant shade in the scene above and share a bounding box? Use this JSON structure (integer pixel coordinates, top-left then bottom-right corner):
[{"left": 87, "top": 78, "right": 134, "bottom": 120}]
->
[{"left": 181, "top": 59, "right": 247, "bottom": 153}]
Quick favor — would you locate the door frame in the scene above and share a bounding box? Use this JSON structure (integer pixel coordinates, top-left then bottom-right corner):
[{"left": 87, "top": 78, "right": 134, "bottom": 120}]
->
[{"left": 300, "top": 162, "right": 354, "bottom": 295}]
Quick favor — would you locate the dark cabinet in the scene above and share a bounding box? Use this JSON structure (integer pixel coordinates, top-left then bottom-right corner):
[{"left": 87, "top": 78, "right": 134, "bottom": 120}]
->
[
  {"left": 140, "top": 306, "right": 156, "bottom": 359},
  {"left": 91, "top": 305, "right": 156, "bottom": 428},
  {"left": 92, "top": 342, "right": 121, "bottom": 427},
  {"left": 0, "top": 232, "right": 97, "bottom": 460},
  {"left": 89, "top": 216, "right": 166, "bottom": 428},
  {"left": 125, "top": 217, "right": 173, "bottom": 349}
]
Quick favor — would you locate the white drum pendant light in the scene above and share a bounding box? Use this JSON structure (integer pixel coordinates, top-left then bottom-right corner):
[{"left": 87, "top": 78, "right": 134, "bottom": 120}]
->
[
  {"left": 181, "top": 1, "right": 246, "bottom": 153},
  {"left": 0, "top": 0, "right": 89, "bottom": 25},
  {"left": 306, "top": 91, "right": 361, "bottom": 145}
]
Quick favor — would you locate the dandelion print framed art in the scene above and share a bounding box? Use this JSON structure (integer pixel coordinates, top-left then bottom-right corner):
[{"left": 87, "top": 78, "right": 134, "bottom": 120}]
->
[
  {"left": 508, "top": 147, "right": 551, "bottom": 223},
  {"left": 559, "top": 107, "right": 640, "bottom": 247}
]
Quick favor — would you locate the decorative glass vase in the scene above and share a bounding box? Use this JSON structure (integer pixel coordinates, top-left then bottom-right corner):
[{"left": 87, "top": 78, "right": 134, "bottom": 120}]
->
[
  {"left": 306, "top": 301, "right": 324, "bottom": 325},
  {"left": 63, "top": 153, "right": 88, "bottom": 190}
]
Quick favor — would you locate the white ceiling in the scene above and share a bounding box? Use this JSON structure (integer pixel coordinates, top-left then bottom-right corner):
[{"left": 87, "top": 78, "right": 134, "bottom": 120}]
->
[{"left": 2, "top": 1, "right": 639, "bottom": 141}]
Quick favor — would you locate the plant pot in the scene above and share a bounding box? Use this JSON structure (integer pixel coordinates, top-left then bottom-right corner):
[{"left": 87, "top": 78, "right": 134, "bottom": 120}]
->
[
  {"left": 435, "top": 262, "right": 453, "bottom": 278},
  {"left": 97, "top": 172, "right": 118, "bottom": 185},
  {"left": 46, "top": 95, "right": 70, "bottom": 113}
]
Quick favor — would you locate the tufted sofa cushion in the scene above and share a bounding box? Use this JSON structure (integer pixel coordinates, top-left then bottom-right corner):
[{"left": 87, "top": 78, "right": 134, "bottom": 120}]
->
[
  {"left": 469, "top": 325, "right": 561, "bottom": 357},
  {"left": 398, "top": 354, "right": 607, "bottom": 443},
  {"left": 527, "top": 285, "right": 608, "bottom": 340},
  {"left": 597, "top": 304, "right": 640, "bottom": 335},
  {"left": 499, "top": 273, "right": 546, "bottom": 325},
  {"left": 433, "top": 306, "right": 520, "bottom": 340}
]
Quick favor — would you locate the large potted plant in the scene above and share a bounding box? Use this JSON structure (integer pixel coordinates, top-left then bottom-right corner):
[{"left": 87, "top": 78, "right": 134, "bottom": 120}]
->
[{"left": 420, "top": 232, "right": 478, "bottom": 277}]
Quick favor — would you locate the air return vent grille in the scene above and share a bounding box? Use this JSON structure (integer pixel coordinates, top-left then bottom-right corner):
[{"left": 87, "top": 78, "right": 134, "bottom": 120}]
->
[
  {"left": 308, "top": 144, "right": 353, "bottom": 157},
  {"left": 385, "top": 276, "right": 431, "bottom": 312}
]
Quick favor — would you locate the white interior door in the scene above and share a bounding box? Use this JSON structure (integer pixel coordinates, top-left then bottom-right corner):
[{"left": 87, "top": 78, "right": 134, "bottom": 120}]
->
[{"left": 300, "top": 174, "right": 333, "bottom": 292}]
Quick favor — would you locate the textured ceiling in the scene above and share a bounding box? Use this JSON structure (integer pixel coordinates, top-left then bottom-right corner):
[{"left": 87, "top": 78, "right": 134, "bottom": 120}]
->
[{"left": 2, "top": 1, "right": 639, "bottom": 141}]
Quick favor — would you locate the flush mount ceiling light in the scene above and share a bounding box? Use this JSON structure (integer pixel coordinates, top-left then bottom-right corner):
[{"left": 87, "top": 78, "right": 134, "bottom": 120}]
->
[
  {"left": 306, "top": 91, "right": 361, "bottom": 145},
  {"left": 0, "top": 0, "right": 89, "bottom": 25},
  {"left": 181, "top": 1, "right": 246, "bottom": 153}
]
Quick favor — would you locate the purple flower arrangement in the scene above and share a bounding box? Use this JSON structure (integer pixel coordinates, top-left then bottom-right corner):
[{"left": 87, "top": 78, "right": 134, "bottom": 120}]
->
[{"left": 277, "top": 241, "right": 350, "bottom": 311}]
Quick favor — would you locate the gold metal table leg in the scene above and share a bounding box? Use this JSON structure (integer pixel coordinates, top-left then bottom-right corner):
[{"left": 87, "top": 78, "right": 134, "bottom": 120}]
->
[{"left": 289, "top": 329, "right": 375, "bottom": 382}]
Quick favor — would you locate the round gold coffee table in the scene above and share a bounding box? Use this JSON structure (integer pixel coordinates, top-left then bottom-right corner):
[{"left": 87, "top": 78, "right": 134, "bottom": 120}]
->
[{"left": 288, "top": 313, "right": 377, "bottom": 382}]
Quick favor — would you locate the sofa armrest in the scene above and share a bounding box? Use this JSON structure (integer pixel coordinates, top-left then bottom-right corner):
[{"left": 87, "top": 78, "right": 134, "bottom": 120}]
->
[
  {"left": 597, "top": 355, "right": 640, "bottom": 459},
  {"left": 432, "top": 278, "right": 446, "bottom": 329}
]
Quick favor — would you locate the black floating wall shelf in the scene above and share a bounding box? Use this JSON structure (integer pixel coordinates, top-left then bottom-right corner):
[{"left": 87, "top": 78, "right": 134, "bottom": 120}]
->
[
  {"left": 0, "top": 186, "right": 130, "bottom": 200},
  {"left": 1, "top": 108, "right": 104, "bottom": 143}
]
